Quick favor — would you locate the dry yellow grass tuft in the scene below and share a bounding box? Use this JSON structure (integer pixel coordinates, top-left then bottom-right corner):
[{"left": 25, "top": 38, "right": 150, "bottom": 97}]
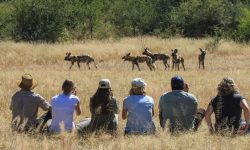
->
[{"left": 1, "top": 37, "right": 250, "bottom": 150}]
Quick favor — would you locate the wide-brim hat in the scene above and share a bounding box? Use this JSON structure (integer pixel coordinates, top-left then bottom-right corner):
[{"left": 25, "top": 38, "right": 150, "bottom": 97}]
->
[{"left": 16, "top": 74, "right": 38, "bottom": 90}]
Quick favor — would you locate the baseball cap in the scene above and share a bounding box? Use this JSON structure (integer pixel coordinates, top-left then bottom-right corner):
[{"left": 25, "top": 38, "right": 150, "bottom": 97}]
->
[
  {"left": 99, "top": 79, "right": 111, "bottom": 89},
  {"left": 132, "top": 78, "right": 147, "bottom": 88}
]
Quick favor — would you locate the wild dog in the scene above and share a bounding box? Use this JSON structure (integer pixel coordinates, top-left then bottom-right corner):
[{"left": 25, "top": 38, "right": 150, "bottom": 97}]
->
[
  {"left": 64, "top": 52, "right": 97, "bottom": 70},
  {"left": 198, "top": 48, "right": 206, "bottom": 69},
  {"left": 171, "top": 49, "right": 185, "bottom": 71},
  {"left": 142, "top": 48, "right": 171, "bottom": 70},
  {"left": 122, "top": 53, "right": 155, "bottom": 71}
]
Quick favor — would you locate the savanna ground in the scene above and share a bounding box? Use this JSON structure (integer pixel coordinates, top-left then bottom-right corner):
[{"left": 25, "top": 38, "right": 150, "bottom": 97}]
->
[{"left": 1, "top": 37, "right": 250, "bottom": 150}]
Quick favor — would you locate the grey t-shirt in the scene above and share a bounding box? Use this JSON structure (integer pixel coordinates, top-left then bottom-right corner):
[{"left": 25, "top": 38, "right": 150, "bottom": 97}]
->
[
  {"left": 159, "top": 90, "right": 197, "bottom": 132},
  {"left": 10, "top": 90, "right": 50, "bottom": 130}
]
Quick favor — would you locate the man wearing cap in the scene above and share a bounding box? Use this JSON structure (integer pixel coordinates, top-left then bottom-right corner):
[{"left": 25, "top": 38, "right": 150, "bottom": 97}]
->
[
  {"left": 159, "top": 76, "right": 200, "bottom": 133},
  {"left": 122, "top": 78, "right": 155, "bottom": 135},
  {"left": 10, "top": 74, "right": 51, "bottom": 132},
  {"left": 49, "top": 79, "right": 81, "bottom": 133}
]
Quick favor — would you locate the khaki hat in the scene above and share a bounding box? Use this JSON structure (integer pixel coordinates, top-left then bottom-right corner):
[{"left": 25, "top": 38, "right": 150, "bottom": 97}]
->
[
  {"left": 16, "top": 74, "right": 38, "bottom": 90},
  {"left": 132, "top": 78, "right": 147, "bottom": 88},
  {"left": 99, "top": 79, "right": 111, "bottom": 89}
]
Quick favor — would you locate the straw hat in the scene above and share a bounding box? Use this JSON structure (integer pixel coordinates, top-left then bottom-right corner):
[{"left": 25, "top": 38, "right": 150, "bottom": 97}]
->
[
  {"left": 131, "top": 78, "right": 147, "bottom": 88},
  {"left": 16, "top": 74, "right": 38, "bottom": 90}
]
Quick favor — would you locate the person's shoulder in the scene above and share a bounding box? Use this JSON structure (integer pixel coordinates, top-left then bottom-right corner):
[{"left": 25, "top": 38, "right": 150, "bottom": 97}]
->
[
  {"left": 233, "top": 93, "right": 245, "bottom": 101},
  {"left": 160, "top": 92, "right": 171, "bottom": 99},
  {"left": 51, "top": 94, "right": 60, "bottom": 100},
  {"left": 69, "top": 94, "right": 80, "bottom": 102},
  {"left": 144, "top": 95, "right": 154, "bottom": 102},
  {"left": 186, "top": 92, "right": 196, "bottom": 99}
]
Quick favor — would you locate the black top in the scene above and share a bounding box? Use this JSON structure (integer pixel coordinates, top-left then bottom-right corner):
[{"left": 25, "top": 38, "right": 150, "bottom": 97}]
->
[{"left": 210, "top": 93, "right": 244, "bottom": 132}]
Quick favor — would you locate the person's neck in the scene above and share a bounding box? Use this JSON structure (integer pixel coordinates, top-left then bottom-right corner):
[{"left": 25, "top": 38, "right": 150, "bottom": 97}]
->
[{"left": 63, "top": 92, "right": 71, "bottom": 96}]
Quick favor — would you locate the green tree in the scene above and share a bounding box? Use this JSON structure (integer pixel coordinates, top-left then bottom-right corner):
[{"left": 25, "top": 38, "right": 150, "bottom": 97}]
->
[
  {"left": 12, "top": 0, "right": 65, "bottom": 42},
  {"left": 236, "top": 8, "right": 250, "bottom": 42},
  {"left": 170, "top": 0, "right": 240, "bottom": 37}
]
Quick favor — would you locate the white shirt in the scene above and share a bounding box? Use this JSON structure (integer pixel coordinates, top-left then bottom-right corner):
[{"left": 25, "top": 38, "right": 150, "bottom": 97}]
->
[{"left": 49, "top": 93, "right": 79, "bottom": 132}]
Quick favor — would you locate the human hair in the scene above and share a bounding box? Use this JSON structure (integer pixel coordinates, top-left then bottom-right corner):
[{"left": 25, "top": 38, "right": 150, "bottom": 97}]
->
[
  {"left": 62, "top": 80, "right": 74, "bottom": 95},
  {"left": 129, "top": 86, "right": 146, "bottom": 95},
  {"left": 90, "top": 88, "right": 113, "bottom": 115},
  {"left": 217, "top": 77, "right": 239, "bottom": 96},
  {"left": 19, "top": 82, "right": 32, "bottom": 91}
]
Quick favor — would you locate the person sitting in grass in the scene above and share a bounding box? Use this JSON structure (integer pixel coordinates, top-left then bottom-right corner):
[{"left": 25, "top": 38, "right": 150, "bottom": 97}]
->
[
  {"left": 122, "top": 78, "right": 155, "bottom": 135},
  {"left": 49, "top": 80, "right": 82, "bottom": 133},
  {"left": 76, "top": 79, "right": 119, "bottom": 135},
  {"left": 159, "top": 76, "right": 205, "bottom": 134},
  {"left": 10, "top": 74, "right": 51, "bottom": 133},
  {"left": 205, "top": 77, "right": 250, "bottom": 135}
]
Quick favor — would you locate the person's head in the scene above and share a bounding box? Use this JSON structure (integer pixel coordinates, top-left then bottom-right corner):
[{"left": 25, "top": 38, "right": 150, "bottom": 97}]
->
[
  {"left": 171, "top": 76, "right": 184, "bottom": 91},
  {"left": 129, "top": 78, "right": 147, "bottom": 95},
  {"left": 17, "top": 74, "right": 38, "bottom": 91},
  {"left": 184, "top": 83, "right": 189, "bottom": 92},
  {"left": 62, "top": 80, "right": 75, "bottom": 95},
  {"left": 91, "top": 79, "right": 112, "bottom": 110},
  {"left": 217, "top": 77, "right": 239, "bottom": 96}
]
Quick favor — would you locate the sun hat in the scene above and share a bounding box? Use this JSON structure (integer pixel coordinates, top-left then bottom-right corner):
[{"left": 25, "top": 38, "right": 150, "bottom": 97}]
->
[
  {"left": 16, "top": 74, "right": 38, "bottom": 90},
  {"left": 171, "top": 76, "right": 184, "bottom": 89},
  {"left": 99, "top": 79, "right": 111, "bottom": 89},
  {"left": 131, "top": 78, "right": 147, "bottom": 88}
]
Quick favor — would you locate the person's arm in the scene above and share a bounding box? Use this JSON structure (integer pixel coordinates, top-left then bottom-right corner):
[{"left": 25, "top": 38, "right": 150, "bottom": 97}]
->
[
  {"left": 205, "top": 104, "right": 214, "bottom": 133},
  {"left": 37, "top": 95, "right": 51, "bottom": 111},
  {"left": 239, "top": 99, "right": 250, "bottom": 134},
  {"left": 122, "top": 108, "right": 128, "bottom": 120},
  {"left": 159, "top": 96, "right": 166, "bottom": 129},
  {"left": 122, "top": 98, "right": 128, "bottom": 120},
  {"left": 113, "top": 97, "right": 119, "bottom": 114},
  {"left": 75, "top": 101, "right": 81, "bottom": 116}
]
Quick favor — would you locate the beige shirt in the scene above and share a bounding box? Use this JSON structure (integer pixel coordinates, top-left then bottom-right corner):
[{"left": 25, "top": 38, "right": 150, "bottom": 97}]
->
[{"left": 10, "top": 90, "right": 50, "bottom": 131}]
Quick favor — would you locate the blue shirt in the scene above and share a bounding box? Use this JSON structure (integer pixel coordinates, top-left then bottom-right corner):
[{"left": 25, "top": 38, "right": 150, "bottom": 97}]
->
[
  {"left": 123, "top": 95, "right": 154, "bottom": 133},
  {"left": 159, "top": 91, "right": 197, "bottom": 132},
  {"left": 50, "top": 94, "right": 79, "bottom": 133}
]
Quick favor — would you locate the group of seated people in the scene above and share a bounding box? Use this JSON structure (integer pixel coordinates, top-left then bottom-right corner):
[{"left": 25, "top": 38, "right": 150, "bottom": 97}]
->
[{"left": 10, "top": 74, "right": 250, "bottom": 136}]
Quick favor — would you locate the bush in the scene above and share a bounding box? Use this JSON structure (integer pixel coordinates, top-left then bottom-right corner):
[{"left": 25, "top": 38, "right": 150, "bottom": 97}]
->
[
  {"left": 236, "top": 8, "right": 250, "bottom": 42},
  {"left": 12, "top": 0, "right": 65, "bottom": 42}
]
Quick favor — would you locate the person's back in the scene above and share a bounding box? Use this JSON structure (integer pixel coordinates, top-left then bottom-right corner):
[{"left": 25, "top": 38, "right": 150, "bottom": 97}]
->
[
  {"left": 210, "top": 93, "right": 243, "bottom": 131},
  {"left": 76, "top": 79, "right": 118, "bottom": 134},
  {"left": 124, "top": 95, "right": 154, "bottom": 133},
  {"left": 159, "top": 91, "right": 197, "bottom": 132},
  {"left": 50, "top": 94, "right": 79, "bottom": 132},
  {"left": 49, "top": 80, "right": 81, "bottom": 133},
  {"left": 89, "top": 96, "right": 118, "bottom": 132},
  {"left": 205, "top": 77, "right": 250, "bottom": 134},
  {"left": 122, "top": 78, "right": 155, "bottom": 135},
  {"left": 10, "top": 74, "right": 50, "bottom": 131},
  {"left": 159, "top": 76, "right": 199, "bottom": 133}
]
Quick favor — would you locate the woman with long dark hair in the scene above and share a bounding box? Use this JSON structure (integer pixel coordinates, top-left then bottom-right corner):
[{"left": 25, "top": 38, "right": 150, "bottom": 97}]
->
[{"left": 77, "top": 79, "right": 118, "bottom": 134}]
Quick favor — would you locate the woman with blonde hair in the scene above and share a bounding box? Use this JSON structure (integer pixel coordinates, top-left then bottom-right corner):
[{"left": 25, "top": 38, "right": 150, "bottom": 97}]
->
[
  {"left": 122, "top": 78, "right": 155, "bottom": 135},
  {"left": 205, "top": 77, "right": 250, "bottom": 135}
]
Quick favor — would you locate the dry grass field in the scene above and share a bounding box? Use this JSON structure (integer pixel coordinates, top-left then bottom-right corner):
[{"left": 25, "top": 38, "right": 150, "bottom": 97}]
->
[{"left": 1, "top": 37, "right": 250, "bottom": 150}]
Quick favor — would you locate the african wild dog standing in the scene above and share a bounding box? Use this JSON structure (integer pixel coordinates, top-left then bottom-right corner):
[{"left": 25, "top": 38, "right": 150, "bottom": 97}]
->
[
  {"left": 171, "top": 49, "right": 185, "bottom": 71},
  {"left": 198, "top": 48, "right": 206, "bottom": 69},
  {"left": 64, "top": 52, "right": 97, "bottom": 70},
  {"left": 142, "top": 48, "right": 171, "bottom": 70},
  {"left": 122, "top": 53, "right": 155, "bottom": 71}
]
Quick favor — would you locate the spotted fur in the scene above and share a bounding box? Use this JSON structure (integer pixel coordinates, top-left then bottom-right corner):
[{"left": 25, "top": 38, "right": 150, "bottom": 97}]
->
[
  {"left": 198, "top": 48, "right": 206, "bottom": 69},
  {"left": 122, "top": 53, "right": 155, "bottom": 71},
  {"left": 64, "top": 52, "right": 97, "bottom": 70},
  {"left": 171, "top": 49, "right": 185, "bottom": 71},
  {"left": 142, "top": 48, "right": 170, "bottom": 70}
]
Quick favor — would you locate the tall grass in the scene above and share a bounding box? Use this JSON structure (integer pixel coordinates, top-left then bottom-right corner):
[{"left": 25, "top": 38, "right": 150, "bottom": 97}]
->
[{"left": 1, "top": 37, "right": 250, "bottom": 150}]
